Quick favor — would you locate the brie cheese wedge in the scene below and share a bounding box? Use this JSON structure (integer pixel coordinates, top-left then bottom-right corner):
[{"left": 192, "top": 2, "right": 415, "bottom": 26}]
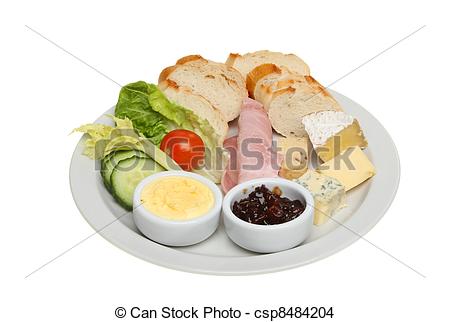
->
[{"left": 302, "top": 111, "right": 367, "bottom": 162}]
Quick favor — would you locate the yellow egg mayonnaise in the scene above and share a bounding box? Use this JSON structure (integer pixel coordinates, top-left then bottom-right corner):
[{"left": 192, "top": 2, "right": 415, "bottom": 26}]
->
[{"left": 140, "top": 176, "right": 214, "bottom": 220}]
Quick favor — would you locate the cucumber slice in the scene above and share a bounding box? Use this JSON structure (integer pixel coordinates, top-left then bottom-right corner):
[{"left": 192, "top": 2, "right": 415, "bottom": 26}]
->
[
  {"left": 101, "top": 150, "right": 146, "bottom": 190},
  {"left": 111, "top": 156, "right": 164, "bottom": 210}
]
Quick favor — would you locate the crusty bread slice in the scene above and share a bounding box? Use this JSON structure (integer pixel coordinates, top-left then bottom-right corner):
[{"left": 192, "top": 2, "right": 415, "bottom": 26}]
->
[
  {"left": 226, "top": 50, "right": 310, "bottom": 80},
  {"left": 246, "top": 63, "right": 282, "bottom": 99},
  {"left": 159, "top": 80, "right": 228, "bottom": 145},
  {"left": 263, "top": 76, "right": 342, "bottom": 137},
  {"left": 159, "top": 55, "right": 247, "bottom": 122},
  {"left": 247, "top": 63, "right": 305, "bottom": 105}
]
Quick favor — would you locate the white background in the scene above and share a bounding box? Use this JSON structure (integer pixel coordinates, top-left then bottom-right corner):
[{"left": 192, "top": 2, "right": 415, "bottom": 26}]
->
[{"left": 2, "top": 0, "right": 449, "bottom": 321}]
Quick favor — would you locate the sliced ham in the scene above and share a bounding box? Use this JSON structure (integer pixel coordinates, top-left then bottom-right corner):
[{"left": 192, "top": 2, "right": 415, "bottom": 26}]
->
[
  {"left": 238, "top": 98, "right": 279, "bottom": 183},
  {"left": 221, "top": 136, "right": 238, "bottom": 193},
  {"left": 221, "top": 98, "right": 280, "bottom": 192}
]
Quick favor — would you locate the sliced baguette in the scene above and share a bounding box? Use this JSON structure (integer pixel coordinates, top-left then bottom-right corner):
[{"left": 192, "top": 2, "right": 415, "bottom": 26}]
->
[
  {"left": 158, "top": 80, "right": 228, "bottom": 145},
  {"left": 159, "top": 55, "right": 247, "bottom": 122},
  {"left": 264, "top": 76, "right": 342, "bottom": 137},
  {"left": 247, "top": 63, "right": 305, "bottom": 105},
  {"left": 226, "top": 50, "right": 310, "bottom": 80},
  {"left": 246, "top": 63, "right": 282, "bottom": 99}
]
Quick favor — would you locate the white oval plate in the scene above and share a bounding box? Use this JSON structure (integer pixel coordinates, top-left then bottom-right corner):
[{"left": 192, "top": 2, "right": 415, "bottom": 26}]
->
[{"left": 70, "top": 90, "right": 400, "bottom": 275}]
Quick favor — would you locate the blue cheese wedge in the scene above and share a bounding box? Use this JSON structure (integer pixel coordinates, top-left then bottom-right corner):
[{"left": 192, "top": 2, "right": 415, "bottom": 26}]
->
[
  {"left": 294, "top": 170, "right": 346, "bottom": 225},
  {"left": 302, "top": 111, "right": 367, "bottom": 162}
]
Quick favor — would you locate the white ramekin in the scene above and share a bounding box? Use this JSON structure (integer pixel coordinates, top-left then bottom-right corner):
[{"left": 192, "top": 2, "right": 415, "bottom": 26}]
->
[
  {"left": 222, "top": 177, "right": 314, "bottom": 253},
  {"left": 133, "top": 171, "right": 222, "bottom": 246}
]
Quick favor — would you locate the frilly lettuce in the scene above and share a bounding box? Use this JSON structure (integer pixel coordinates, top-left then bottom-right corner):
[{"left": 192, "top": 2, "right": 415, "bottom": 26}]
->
[
  {"left": 72, "top": 116, "right": 143, "bottom": 159},
  {"left": 72, "top": 116, "right": 181, "bottom": 171}
]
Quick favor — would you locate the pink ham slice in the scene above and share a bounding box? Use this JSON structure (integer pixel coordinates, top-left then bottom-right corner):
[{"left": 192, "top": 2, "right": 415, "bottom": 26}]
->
[
  {"left": 221, "top": 98, "right": 280, "bottom": 193},
  {"left": 221, "top": 136, "right": 238, "bottom": 193},
  {"left": 238, "top": 98, "right": 279, "bottom": 183}
]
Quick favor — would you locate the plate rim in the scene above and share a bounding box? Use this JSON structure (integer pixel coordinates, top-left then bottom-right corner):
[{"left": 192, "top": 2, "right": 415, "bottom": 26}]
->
[{"left": 69, "top": 90, "right": 401, "bottom": 275}]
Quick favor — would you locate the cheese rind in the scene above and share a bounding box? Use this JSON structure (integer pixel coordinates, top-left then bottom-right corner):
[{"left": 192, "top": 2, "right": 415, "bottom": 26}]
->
[
  {"left": 302, "top": 111, "right": 367, "bottom": 162},
  {"left": 278, "top": 137, "right": 309, "bottom": 180},
  {"left": 317, "top": 146, "right": 375, "bottom": 191},
  {"left": 302, "top": 111, "right": 354, "bottom": 146},
  {"left": 294, "top": 170, "right": 345, "bottom": 225}
]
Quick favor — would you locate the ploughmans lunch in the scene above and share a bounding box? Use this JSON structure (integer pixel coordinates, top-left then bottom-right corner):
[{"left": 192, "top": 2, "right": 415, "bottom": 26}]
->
[{"left": 74, "top": 50, "right": 375, "bottom": 253}]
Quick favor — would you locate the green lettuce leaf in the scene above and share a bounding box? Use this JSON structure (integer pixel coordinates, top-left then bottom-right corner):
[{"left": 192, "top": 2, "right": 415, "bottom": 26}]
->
[
  {"left": 115, "top": 81, "right": 222, "bottom": 148},
  {"left": 114, "top": 81, "right": 227, "bottom": 182},
  {"left": 114, "top": 81, "right": 170, "bottom": 144},
  {"left": 146, "top": 88, "right": 226, "bottom": 182}
]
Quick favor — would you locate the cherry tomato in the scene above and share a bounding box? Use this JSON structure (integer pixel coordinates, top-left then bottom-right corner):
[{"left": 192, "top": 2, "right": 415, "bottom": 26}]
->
[{"left": 160, "top": 129, "right": 205, "bottom": 171}]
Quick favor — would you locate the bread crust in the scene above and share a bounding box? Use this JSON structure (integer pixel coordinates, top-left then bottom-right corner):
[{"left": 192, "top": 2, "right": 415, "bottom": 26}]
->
[
  {"left": 159, "top": 55, "right": 208, "bottom": 83},
  {"left": 158, "top": 66, "right": 177, "bottom": 84},
  {"left": 159, "top": 80, "right": 228, "bottom": 144},
  {"left": 158, "top": 78, "right": 178, "bottom": 90},
  {"left": 176, "top": 54, "right": 206, "bottom": 65},
  {"left": 269, "top": 86, "right": 296, "bottom": 101},
  {"left": 262, "top": 78, "right": 297, "bottom": 94},
  {"left": 304, "top": 75, "right": 333, "bottom": 98},
  {"left": 225, "top": 50, "right": 310, "bottom": 81},
  {"left": 262, "top": 75, "right": 343, "bottom": 137},
  {"left": 246, "top": 63, "right": 281, "bottom": 98},
  {"left": 225, "top": 53, "right": 241, "bottom": 67},
  {"left": 261, "top": 75, "right": 341, "bottom": 109},
  {"left": 159, "top": 55, "right": 247, "bottom": 122}
]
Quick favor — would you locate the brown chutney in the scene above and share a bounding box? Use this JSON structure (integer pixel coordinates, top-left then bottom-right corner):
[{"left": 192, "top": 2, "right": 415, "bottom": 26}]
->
[{"left": 232, "top": 185, "right": 305, "bottom": 225}]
